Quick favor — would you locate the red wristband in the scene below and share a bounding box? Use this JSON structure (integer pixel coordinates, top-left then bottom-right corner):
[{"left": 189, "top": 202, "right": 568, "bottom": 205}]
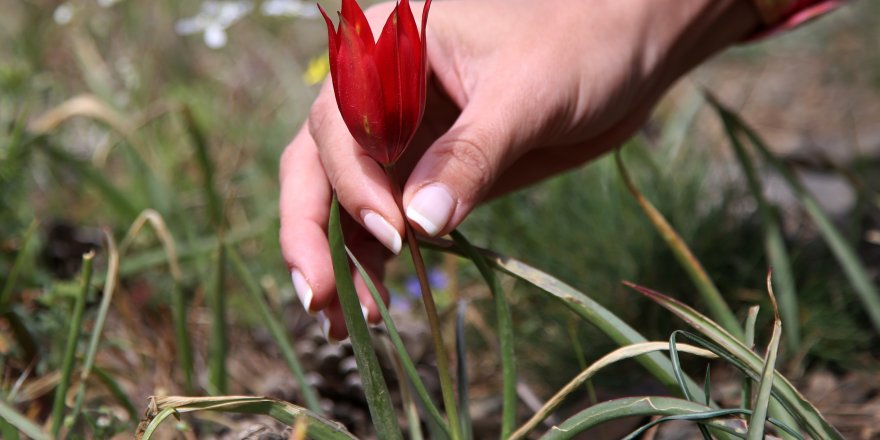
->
[{"left": 746, "top": 0, "right": 847, "bottom": 40}]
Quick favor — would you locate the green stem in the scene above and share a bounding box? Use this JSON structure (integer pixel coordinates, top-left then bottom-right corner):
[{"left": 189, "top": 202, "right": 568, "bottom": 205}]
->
[
  {"left": 615, "top": 151, "right": 744, "bottom": 340},
  {"left": 385, "top": 165, "right": 461, "bottom": 440},
  {"left": 51, "top": 251, "right": 94, "bottom": 438}
]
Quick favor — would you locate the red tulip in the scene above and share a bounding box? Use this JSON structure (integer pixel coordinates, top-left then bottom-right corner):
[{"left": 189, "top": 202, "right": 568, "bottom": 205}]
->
[{"left": 319, "top": 0, "right": 431, "bottom": 166}]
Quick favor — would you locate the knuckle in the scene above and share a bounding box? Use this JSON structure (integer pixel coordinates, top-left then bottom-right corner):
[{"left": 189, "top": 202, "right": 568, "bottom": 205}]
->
[{"left": 436, "top": 131, "right": 495, "bottom": 192}]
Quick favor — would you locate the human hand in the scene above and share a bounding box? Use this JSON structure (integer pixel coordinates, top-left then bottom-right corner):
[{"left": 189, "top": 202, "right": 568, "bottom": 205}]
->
[{"left": 279, "top": 0, "right": 759, "bottom": 340}]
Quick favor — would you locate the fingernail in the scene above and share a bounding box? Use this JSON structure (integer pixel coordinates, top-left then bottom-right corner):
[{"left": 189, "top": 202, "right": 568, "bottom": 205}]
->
[
  {"left": 406, "top": 184, "right": 454, "bottom": 236},
  {"left": 362, "top": 210, "right": 402, "bottom": 254},
  {"left": 361, "top": 304, "right": 370, "bottom": 322},
  {"left": 316, "top": 311, "right": 332, "bottom": 341},
  {"left": 291, "top": 269, "right": 314, "bottom": 314}
]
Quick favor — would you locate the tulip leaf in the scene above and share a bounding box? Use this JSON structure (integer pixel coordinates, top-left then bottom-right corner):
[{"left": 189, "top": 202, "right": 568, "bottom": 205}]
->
[
  {"left": 510, "top": 341, "right": 717, "bottom": 440},
  {"left": 451, "top": 230, "right": 516, "bottom": 439},
  {"left": 328, "top": 195, "right": 402, "bottom": 440},
  {"left": 137, "top": 396, "right": 355, "bottom": 440},
  {"left": 539, "top": 397, "right": 745, "bottom": 440},
  {"left": 345, "top": 247, "right": 452, "bottom": 437},
  {"left": 707, "top": 93, "right": 880, "bottom": 337},
  {"left": 421, "top": 238, "right": 708, "bottom": 401},
  {"left": 624, "top": 281, "right": 843, "bottom": 440}
]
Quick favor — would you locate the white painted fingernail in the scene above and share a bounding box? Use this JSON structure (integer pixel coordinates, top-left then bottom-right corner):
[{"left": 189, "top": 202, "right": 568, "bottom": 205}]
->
[
  {"left": 316, "top": 311, "right": 331, "bottom": 340},
  {"left": 406, "top": 184, "right": 454, "bottom": 236},
  {"left": 291, "top": 269, "right": 314, "bottom": 314},
  {"left": 362, "top": 210, "right": 402, "bottom": 254},
  {"left": 361, "top": 304, "right": 370, "bottom": 322}
]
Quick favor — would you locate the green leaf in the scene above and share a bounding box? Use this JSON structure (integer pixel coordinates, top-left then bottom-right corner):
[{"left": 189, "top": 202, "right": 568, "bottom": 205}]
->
[
  {"left": 0, "top": 399, "right": 48, "bottom": 440},
  {"left": 708, "top": 94, "right": 880, "bottom": 337},
  {"left": 137, "top": 396, "right": 356, "bottom": 440},
  {"left": 423, "top": 238, "right": 708, "bottom": 402},
  {"left": 511, "top": 341, "right": 716, "bottom": 440},
  {"left": 346, "top": 247, "right": 451, "bottom": 438},
  {"left": 747, "top": 276, "right": 784, "bottom": 440},
  {"left": 328, "top": 196, "right": 402, "bottom": 440},
  {"left": 51, "top": 251, "right": 94, "bottom": 438},
  {"left": 69, "top": 231, "right": 120, "bottom": 430},
  {"left": 539, "top": 397, "right": 744, "bottom": 440},
  {"left": 718, "top": 105, "right": 800, "bottom": 350},
  {"left": 226, "top": 244, "right": 322, "bottom": 413},
  {"left": 207, "top": 240, "right": 227, "bottom": 395},
  {"left": 450, "top": 231, "right": 516, "bottom": 438},
  {"left": 455, "top": 301, "right": 473, "bottom": 440},
  {"left": 615, "top": 150, "right": 743, "bottom": 339},
  {"left": 625, "top": 281, "right": 843, "bottom": 439}
]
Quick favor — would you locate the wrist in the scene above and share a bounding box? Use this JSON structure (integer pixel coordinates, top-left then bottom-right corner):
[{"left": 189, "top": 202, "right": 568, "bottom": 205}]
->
[{"left": 638, "top": 0, "right": 760, "bottom": 89}]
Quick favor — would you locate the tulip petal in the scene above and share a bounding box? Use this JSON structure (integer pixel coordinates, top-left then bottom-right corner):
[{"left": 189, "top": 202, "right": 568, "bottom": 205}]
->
[
  {"left": 400, "top": 0, "right": 426, "bottom": 148},
  {"left": 375, "top": 0, "right": 424, "bottom": 162},
  {"left": 318, "top": 4, "right": 340, "bottom": 101},
  {"left": 374, "top": 3, "right": 404, "bottom": 157},
  {"left": 336, "top": 14, "right": 388, "bottom": 162},
  {"left": 341, "top": 0, "right": 375, "bottom": 51},
  {"left": 418, "top": 0, "right": 431, "bottom": 125}
]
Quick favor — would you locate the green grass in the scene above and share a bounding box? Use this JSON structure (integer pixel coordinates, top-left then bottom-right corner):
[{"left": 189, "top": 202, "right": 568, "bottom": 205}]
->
[{"left": 0, "top": 1, "right": 877, "bottom": 438}]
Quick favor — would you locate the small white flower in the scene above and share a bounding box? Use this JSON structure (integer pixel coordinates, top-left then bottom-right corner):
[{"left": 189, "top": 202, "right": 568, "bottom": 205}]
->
[
  {"left": 261, "top": 0, "right": 318, "bottom": 18},
  {"left": 53, "top": 2, "right": 75, "bottom": 25},
  {"left": 174, "top": 1, "right": 253, "bottom": 49},
  {"left": 97, "top": 0, "right": 123, "bottom": 7}
]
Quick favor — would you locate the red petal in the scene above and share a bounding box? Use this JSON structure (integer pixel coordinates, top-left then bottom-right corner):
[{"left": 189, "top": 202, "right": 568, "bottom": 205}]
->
[
  {"left": 374, "top": 3, "right": 403, "bottom": 157},
  {"left": 374, "top": 0, "right": 424, "bottom": 162},
  {"left": 319, "top": 4, "right": 340, "bottom": 102},
  {"left": 336, "top": 14, "right": 388, "bottom": 162},
  {"left": 418, "top": 0, "right": 431, "bottom": 126},
  {"left": 340, "top": 0, "right": 375, "bottom": 51}
]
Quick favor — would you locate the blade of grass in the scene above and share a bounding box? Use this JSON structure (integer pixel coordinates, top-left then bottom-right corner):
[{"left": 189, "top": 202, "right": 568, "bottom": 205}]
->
[
  {"left": 669, "top": 331, "right": 712, "bottom": 440},
  {"left": 455, "top": 301, "right": 472, "bottom": 440},
  {"left": 328, "top": 196, "right": 402, "bottom": 440},
  {"left": 346, "top": 247, "right": 452, "bottom": 438},
  {"left": 747, "top": 274, "right": 783, "bottom": 440},
  {"left": 665, "top": 329, "right": 803, "bottom": 440},
  {"left": 383, "top": 337, "right": 424, "bottom": 440},
  {"left": 624, "top": 281, "right": 843, "bottom": 439},
  {"left": 67, "top": 230, "right": 119, "bottom": 433},
  {"left": 137, "top": 396, "right": 355, "bottom": 440},
  {"left": 511, "top": 341, "right": 716, "bottom": 440},
  {"left": 421, "top": 238, "right": 708, "bottom": 402},
  {"left": 624, "top": 410, "right": 804, "bottom": 440},
  {"left": 719, "top": 108, "right": 800, "bottom": 350},
  {"left": 117, "top": 212, "right": 274, "bottom": 279},
  {"left": 120, "top": 210, "right": 193, "bottom": 393},
  {"left": 450, "top": 231, "right": 516, "bottom": 438},
  {"left": 207, "top": 240, "right": 227, "bottom": 395},
  {"left": 226, "top": 244, "right": 321, "bottom": 413},
  {"left": 0, "top": 418, "right": 20, "bottom": 440},
  {"left": 51, "top": 251, "right": 94, "bottom": 438},
  {"left": 0, "top": 220, "right": 38, "bottom": 311},
  {"left": 743, "top": 306, "right": 760, "bottom": 410},
  {"left": 0, "top": 399, "right": 48, "bottom": 440},
  {"left": 539, "top": 397, "right": 744, "bottom": 440},
  {"left": 708, "top": 93, "right": 880, "bottom": 336},
  {"left": 181, "top": 105, "right": 223, "bottom": 227},
  {"left": 36, "top": 139, "right": 140, "bottom": 219},
  {"left": 0, "top": 221, "right": 40, "bottom": 363},
  {"left": 91, "top": 365, "right": 137, "bottom": 421},
  {"left": 615, "top": 150, "right": 743, "bottom": 340},
  {"left": 566, "top": 319, "right": 597, "bottom": 405}
]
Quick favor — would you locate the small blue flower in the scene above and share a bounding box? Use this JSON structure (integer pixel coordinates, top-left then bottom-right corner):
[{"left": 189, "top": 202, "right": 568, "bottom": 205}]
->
[{"left": 405, "top": 268, "right": 449, "bottom": 298}]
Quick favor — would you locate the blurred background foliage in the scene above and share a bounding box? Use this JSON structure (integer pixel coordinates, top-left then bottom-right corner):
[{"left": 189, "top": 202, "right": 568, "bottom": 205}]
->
[{"left": 1, "top": 0, "right": 879, "bottom": 438}]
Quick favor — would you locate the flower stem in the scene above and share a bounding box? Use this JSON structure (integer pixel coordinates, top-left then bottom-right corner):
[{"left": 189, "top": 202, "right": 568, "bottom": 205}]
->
[{"left": 385, "top": 165, "right": 462, "bottom": 440}]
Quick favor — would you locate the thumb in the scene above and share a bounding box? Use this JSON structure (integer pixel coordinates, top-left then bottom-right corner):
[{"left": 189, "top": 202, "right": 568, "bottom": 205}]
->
[{"left": 402, "top": 95, "right": 526, "bottom": 236}]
